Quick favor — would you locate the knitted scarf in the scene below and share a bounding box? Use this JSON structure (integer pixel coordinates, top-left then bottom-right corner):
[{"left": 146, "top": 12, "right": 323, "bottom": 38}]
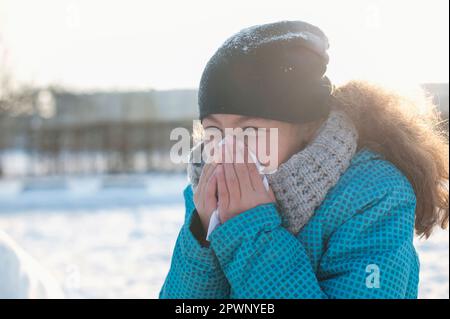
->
[{"left": 187, "top": 110, "right": 358, "bottom": 235}]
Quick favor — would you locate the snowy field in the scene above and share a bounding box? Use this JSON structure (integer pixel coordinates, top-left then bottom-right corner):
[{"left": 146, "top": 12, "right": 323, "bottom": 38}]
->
[{"left": 0, "top": 174, "right": 448, "bottom": 299}]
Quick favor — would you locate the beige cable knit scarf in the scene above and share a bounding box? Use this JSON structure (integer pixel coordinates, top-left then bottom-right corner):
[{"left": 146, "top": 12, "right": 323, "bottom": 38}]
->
[{"left": 187, "top": 110, "right": 358, "bottom": 235}]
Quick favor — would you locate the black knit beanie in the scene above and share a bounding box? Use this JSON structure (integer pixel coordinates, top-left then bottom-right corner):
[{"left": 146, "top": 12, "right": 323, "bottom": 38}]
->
[{"left": 198, "top": 20, "right": 334, "bottom": 124}]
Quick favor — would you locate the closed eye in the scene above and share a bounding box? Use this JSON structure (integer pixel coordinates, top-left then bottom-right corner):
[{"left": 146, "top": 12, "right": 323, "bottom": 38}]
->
[{"left": 203, "top": 126, "right": 223, "bottom": 140}]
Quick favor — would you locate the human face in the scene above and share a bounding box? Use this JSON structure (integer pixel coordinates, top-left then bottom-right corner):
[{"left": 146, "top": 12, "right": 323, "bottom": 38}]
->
[{"left": 201, "top": 114, "right": 322, "bottom": 170}]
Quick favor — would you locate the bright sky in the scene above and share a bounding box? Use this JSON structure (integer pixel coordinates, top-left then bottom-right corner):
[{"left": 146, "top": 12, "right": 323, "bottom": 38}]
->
[{"left": 0, "top": 0, "right": 448, "bottom": 90}]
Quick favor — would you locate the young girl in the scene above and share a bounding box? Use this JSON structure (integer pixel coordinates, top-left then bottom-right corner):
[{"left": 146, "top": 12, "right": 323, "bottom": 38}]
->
[{"left": 159, "top": 20, "right": 448, "bottom": 299}]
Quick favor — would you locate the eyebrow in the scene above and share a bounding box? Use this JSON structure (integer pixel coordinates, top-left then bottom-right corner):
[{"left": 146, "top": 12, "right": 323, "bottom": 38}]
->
[
  {"left": 203, "top": 114, "right": 221, "bottom": 125},
  {"left": 204, "top": 114, "right": 253, "bottom": 126}
]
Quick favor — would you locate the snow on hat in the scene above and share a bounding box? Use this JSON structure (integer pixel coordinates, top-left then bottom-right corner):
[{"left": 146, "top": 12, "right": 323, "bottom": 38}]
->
[{"left": 198, "top": 20, "right": 334, "bottom": 124}]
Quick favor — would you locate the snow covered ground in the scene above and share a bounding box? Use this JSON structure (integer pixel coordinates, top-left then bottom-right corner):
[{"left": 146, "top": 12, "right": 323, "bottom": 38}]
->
[{"left": 0, "top": 174, "right": 448, "bottom": 299}]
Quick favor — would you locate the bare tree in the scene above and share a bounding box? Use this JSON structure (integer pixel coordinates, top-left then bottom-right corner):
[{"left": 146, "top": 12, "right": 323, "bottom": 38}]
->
[
  {"left": 0, "top": 36, "right": 36, "bottom": 177},
  {"left": 0, "top": 36, "right": 36, "bottom": 117}
]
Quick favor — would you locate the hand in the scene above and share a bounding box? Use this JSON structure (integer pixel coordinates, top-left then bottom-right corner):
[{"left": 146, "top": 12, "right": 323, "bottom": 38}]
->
[
  {"left": 193, "top": 163, "right": 218, "bottom": 233},
  {"left": 215, "top": 161, "right": 276, "bottom": 224}
]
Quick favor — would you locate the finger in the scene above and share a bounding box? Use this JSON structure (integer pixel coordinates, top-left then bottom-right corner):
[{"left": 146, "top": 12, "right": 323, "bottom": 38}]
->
[
  {"left": 233, "top": 143, "right": 254, "bottom": 193},
  {"left": 197, "top": 163, "right": 217, "bottom": 207},
  {"left": 223, "top": 163, "right": 240, "bottom": 202},
  {"left": 205, "top": 173, "right": 218, "bottom": 213},
  {"left": 216, "top": 165, "right": 229, "bottom": 218},
  {"left": 198, "top": 163, "right": 216, "bottom": 192},
  {"left": 223, "top": 136, "right": 241, "bottom": 202},
  {"left": 234, "top": 163, "right": 253, "bottom": 193},
  {"left": 247, "top": 161, "right": 266, "bottom": 193}
]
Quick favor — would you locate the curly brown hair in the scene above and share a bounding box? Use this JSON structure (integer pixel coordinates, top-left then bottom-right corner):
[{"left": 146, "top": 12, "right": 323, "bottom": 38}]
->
[{"left": 332, "top": 80, "right": 449, "bottom": 238}]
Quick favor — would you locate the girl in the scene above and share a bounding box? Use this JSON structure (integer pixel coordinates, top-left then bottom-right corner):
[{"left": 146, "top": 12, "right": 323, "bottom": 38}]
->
[{"left": 159, "top": 20, "right": 448, "bottom": 299}]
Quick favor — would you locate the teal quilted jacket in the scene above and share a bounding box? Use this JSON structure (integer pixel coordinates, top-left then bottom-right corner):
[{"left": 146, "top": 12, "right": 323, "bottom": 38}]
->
[{"left": 159, "top": 149, "right": 420, "bottom": 299}]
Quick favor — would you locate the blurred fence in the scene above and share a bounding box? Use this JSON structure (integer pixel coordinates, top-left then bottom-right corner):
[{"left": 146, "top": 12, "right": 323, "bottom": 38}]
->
[
  {"left": 24, "top": 120, "right": 193, "bottom": 175},
  {"left": 0, "top": 89, "right": 198, "bottom": 177}
]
